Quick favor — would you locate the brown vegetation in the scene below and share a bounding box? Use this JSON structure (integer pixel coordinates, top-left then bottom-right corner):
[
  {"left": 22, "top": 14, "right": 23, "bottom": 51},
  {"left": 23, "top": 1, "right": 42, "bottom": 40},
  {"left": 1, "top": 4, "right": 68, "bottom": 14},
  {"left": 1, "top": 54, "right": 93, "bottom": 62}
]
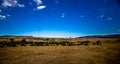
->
[{"left": 0, "top": 37, "right": 120, "bottom": 64}]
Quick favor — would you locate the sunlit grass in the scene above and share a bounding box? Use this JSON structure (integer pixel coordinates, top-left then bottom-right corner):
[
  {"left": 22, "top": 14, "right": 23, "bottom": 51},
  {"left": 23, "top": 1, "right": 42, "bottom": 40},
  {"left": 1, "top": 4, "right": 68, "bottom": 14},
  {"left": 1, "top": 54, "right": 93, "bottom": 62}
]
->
[{"left": 0, "top": 43, "right": 120, "bottom": 64}]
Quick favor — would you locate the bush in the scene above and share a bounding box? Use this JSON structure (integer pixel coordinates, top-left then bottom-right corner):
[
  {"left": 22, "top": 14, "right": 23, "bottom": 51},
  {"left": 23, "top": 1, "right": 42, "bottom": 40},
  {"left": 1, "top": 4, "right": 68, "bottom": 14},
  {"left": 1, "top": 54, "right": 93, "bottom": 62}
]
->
[
  {"left": 96, "top": 41, "right": 102, "bottom": 45},
  {"left": 114, "top": 39, "right": 120, "bottom": 43},
  {"left": 9, "top": 38, "right": 17, "bottom": 47},
  {"left": 68, "top": 42, "right": 74, "bottom": 46},
  {"left": 77, "top": 41, "right": 84, "bottom": 45},
  {"left": 0, "top": 43, "right": 5, "bottom": 48},
  {"left": 38, "top": 42, "right": 44, "bottom": 46},
  {"left": 49, "top": 41, "right": 56, "bottom": 46},
  {"left": 60, "top": 41, "right": 70, "bottom": 46},
  {"left": 20, "top": 39, "right": 27, "bottom": 46},
  {"left": 93, "top": 43, "right": 96, "bottom": 45},
  {"left": 35, "top": 42, "right": 39, "bottom": 46},
  {"left": 30, "top": 42, "right": 35, "bottom": 46},
  {"left": 83, "top": 41, "right": 90, "bottom": 46}
]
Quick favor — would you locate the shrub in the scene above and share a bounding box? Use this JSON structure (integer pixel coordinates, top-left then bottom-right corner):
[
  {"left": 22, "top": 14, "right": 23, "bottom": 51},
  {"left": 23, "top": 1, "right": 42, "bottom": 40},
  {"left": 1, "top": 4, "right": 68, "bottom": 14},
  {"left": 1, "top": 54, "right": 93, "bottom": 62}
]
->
[
  {"left": 80, "top": 42, "right": 84, "bottom": 45},
  {"left": 49, "top": 41, "right": 56, "bottom": 46},
  {"left": 29, "top": 42, "right": 35, "bottom": 46},
  {"left": 77, "top": 41, "right": 84, "bottom": 45},
  {"left": 83, "top": 41, "right": 90, "bottom": 46},
  {"left": 38, "top": 42, "right": 44, "bottom": 46},
  {"left": 0, "top": 42, "right": 5, "bottom": 48},
  {"left": 96, "top": 41, "right": 102, "bottom": 45},
  {"left": 114, "top": 39, "right": 120, "bottom": 43},
  {"left": 20, "top": 39, "right": 27, "bottom": 46},
  {"left": 9, "top": 38, "right": 17, "bottom": 47},
  {"left": 60, "top": 41, "right": 70, "bottom": 46},
  {"left": 68, "top": 42, "right": 74, "bottom": 46},
  {"left": 93, "top": 43, "right": 96, "bottom": 45},
  {"left": 35, "top": 42, "right": 40, "bottom": 46}
]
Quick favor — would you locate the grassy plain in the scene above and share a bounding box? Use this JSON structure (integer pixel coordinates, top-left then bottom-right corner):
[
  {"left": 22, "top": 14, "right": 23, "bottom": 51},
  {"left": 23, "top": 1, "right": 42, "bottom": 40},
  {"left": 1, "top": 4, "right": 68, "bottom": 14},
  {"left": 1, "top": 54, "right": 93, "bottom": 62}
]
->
[{"left": 0, "top": 38, "right": 120, "bottom": 64}]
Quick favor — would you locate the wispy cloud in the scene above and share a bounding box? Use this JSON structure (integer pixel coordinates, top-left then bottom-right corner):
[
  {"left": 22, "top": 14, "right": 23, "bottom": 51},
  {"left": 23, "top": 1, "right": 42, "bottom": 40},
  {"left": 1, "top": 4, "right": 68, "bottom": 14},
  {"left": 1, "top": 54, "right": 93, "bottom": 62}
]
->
[
  {"left": 33, "top": 0, "right": 46, "bottom": 10},
  {"left": 97, "top": 14, "right": 104, "bottom": 19},
  {"left": 2, "top": 0, "right": 25, "bottom": 7},
  {"left": 0, "top": 15, "right": 6, "bottom": 20},
  {"left": 0, "top": 9, "right": 8, "bottom": 20},
  {"left": 2, "top": 0, "right": 12, "bottom": 7},
  {"left": 34, "top": 0, "right": 43, "bottom": 5},
  {"left": 61, "top": 13, "right": 65, "bottom": 18},
  {"left": 18, "top": 4, "right": 25, "bottom": 7},
  {"left": 37, "top": 5, "right": 46, "bottom": 10}
]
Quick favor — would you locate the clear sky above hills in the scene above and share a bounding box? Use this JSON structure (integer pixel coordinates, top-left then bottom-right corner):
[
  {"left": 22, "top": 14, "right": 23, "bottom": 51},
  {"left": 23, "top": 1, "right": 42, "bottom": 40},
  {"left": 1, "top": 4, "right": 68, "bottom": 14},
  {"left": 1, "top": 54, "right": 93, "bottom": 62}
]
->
[{"left": 0, "top": 0, "right": 120, "bottom": 38}]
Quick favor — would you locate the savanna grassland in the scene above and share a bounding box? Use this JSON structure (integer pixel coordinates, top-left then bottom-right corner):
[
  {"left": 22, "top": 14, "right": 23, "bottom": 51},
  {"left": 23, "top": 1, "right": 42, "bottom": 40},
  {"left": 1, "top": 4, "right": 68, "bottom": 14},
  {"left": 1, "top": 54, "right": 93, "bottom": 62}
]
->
[{"left": 0, "top": 36, "right": 120, "bottom": 64}]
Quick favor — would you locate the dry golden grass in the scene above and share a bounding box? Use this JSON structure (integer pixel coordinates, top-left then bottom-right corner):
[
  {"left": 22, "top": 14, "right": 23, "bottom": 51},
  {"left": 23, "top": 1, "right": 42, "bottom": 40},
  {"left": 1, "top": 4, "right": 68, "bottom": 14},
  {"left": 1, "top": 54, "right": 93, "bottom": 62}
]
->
[{"left": 0, "top": 43, "right": 120, "bottom": 64}]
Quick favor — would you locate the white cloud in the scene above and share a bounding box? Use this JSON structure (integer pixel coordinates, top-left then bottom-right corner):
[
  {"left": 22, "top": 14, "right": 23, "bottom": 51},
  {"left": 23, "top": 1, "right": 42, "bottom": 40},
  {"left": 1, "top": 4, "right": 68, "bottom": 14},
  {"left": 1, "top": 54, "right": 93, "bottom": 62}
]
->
[
  {"left": 0, "top": 15, "right": 6, "bottom": 20},
  {"left": 18, "top": 4, "right": 25, "bottom": 7},
  {"left": 37, "top": 5, "right": 46, "bottom": 10},
  {"left": 34, "top": 0, "right": 43, "bottom": 5},
  {"left": 61, "top": 13, "right": 65, "bottom": 18},
  {"left": 33, "top": 0, "right": 46, "bottom": 10},
  {"left": 0, "top": 14, "right": 10, "bottom": 20},
  {"left": 2, "top": 0, "right": 25, "bottom": 7},
  {"left": 2, "top": 0, "right": 12, "bottom": 7}
]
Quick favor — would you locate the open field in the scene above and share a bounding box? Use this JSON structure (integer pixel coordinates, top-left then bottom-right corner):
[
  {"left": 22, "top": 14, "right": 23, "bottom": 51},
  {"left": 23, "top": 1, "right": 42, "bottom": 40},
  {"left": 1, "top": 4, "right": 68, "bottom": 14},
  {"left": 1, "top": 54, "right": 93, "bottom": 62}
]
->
[
  {"left": 0, "top": 36, "right": 120, "bottom": 47},
  {"left": 0, "top": 43, "right": 120, "bottom": 64},
  {"left": 0, "top": 37, "right": 120, "bottom": 64}
]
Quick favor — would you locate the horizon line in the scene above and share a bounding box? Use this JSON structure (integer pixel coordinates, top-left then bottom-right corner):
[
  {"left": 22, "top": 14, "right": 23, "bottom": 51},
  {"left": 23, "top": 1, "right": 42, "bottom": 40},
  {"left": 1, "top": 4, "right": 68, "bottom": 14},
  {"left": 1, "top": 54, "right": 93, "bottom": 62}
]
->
[{"left": 0, "top": 33, "right": 120, "bottom": 38}]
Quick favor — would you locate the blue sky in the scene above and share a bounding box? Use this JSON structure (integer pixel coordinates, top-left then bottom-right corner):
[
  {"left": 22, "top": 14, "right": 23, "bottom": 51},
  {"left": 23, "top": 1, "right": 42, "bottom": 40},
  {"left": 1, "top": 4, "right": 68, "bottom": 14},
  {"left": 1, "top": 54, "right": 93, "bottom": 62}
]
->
[{"left": 0, "top": 0, "right": 120, "bottom": 38}]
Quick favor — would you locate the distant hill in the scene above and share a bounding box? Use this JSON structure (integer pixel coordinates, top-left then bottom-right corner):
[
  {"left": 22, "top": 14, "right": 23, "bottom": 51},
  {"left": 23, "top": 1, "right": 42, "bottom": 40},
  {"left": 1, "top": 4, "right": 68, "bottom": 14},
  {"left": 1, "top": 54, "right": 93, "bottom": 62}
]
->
[
  {"left": 0, "top": 34, "right": 120, "bottom": 38},
  {"left": 78, "top": 34, "right": 120, "bottom": 38},
  {"left": 0, "top": 35, "right": 33, "bottom": 38}
]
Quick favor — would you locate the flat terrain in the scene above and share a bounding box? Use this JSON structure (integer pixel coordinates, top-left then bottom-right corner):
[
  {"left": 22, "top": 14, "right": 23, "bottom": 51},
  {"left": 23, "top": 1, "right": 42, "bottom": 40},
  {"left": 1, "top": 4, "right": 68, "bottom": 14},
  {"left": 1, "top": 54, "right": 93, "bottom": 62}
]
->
[{"left": 0, "top": 43, "right": 120, "bottom": 64}]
